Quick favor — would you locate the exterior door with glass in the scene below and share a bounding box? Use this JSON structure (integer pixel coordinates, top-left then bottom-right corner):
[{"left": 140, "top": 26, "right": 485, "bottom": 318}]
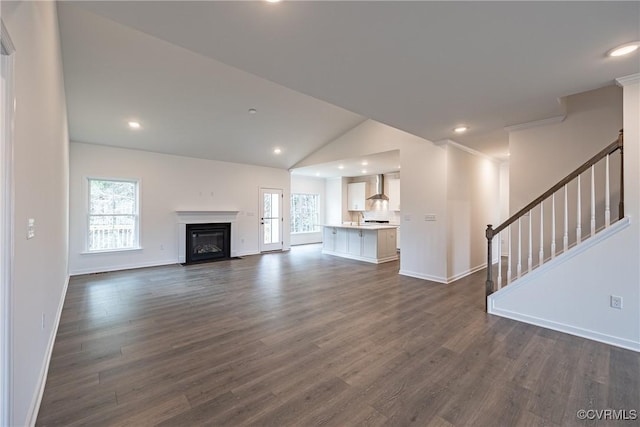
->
[{"left": 260, "top": 188, "right": 283, "bottom": 252}]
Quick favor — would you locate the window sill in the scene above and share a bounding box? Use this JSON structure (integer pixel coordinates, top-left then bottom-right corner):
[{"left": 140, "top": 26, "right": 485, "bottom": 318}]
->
[{"left": 81, "top": 247, "right": 143, "bottom": 255}]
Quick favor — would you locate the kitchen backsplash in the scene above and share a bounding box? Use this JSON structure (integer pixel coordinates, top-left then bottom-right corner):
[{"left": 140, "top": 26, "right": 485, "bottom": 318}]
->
[{"left": 354, "top": 206, "right": 401, "bottom": 224}]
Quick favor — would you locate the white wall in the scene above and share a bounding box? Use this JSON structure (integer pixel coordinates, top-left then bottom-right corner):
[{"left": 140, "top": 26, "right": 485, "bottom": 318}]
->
[
  {"left": 508, "top": 85, "right": 623, "bottom": 262},
  {"left": 445, "top": 144, "right": 500, "bottom": 281},
  {"left": 490, "top": 78, "right": 639, "bottom": 351},
  {"left": 69, "top": 142, "right": 290, "bottom": 275},
  {"left": 499, "top": 161, "right": 510, "bottom": 255},
  {"left": 510, "top": 85, "right": 622, "bottom": 212},
  {"left": 325, "top": 177, "right": 343, "bottom": 226},
  {"left": 290, "top": 175, "right": 325, "bottom": 245},
  {"left": 1, "top": 2, "right": 70, "bottom": 425}
]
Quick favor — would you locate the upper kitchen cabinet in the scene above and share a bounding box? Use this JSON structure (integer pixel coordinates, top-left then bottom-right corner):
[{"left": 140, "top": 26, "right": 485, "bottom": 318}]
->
[
  {"left": 347, "top": 182, "right": 366, "bottom": 211},
  {"left": 387, "top": 178, "right": 400, "bottom": 211}
]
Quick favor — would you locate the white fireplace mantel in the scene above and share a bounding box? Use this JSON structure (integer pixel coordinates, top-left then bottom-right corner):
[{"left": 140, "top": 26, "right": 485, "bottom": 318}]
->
[
  {"left": 175, "top": 210, "right": 239, "bottom": 223},
  {"left": 176, "top": 210, "right": 240, "bottom": 262}
]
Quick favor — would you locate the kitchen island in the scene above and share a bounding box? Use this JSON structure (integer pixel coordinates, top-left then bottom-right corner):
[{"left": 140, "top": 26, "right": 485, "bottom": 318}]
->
[{"left": 322, "top": 224, "right": 398, "bottom": 264}]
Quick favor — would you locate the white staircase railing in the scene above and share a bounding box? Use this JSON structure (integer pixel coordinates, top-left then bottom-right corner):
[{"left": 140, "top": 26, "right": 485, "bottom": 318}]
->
[{"left": 484, "top": 131, "right": 624, "bottom": 310}]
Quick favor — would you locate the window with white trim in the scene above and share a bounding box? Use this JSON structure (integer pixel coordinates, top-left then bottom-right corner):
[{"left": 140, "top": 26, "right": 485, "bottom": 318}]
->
[
  {"left": 290, "top": 193, "right": 320, "bottom": 233},
  {"left": 87, "top": 178, "right": 139, "bottom": 251}
]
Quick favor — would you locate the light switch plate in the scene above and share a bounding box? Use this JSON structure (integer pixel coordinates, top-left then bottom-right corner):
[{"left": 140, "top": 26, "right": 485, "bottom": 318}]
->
[
  {"left": 425, "top": 214, "right": 436, "bottom": 221},
  {"left": 27, "top": 218, "right": 35, "bottom": 239}
]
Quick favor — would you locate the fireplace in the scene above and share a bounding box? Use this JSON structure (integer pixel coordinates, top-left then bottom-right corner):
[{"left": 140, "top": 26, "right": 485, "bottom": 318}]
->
[{"left": 185, "top": 223, "right": 231, "bottom": 264}]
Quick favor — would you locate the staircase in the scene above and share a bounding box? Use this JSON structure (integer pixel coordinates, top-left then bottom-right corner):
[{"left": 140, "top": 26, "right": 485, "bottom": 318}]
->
[{"left": 484, "top": 130, "right": 624, "bottom": 310}]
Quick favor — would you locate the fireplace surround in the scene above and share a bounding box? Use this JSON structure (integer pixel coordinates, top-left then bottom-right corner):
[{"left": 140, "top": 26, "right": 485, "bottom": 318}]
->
[{"left": 176, "top": 210, "right": 239, "bottom": 264}]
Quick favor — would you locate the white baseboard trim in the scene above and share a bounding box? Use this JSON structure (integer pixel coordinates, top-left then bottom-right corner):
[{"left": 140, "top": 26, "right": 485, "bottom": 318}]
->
[
  {"left": 488, "top": 305, "right": 640, "bottom": 352},
  {"left": 69, "top": 251, "right": 268, "bottom": 276},
  {"left": 69, "top": 259, "right": 179, "bottom": 276},
  {"left": 234, "top": 250, "right": 259, "bottom": 258},
  {"left": 322, "top": 249, "right": 398, "bottom": 264},
  {"left": 399, "top": 269, "right": 447, "bottom": 284},
  {"left": 27, "top": 274, "right": 70, "bottom": 426},
  {"left": 446, "top": 262, "right": 486, "bottom": 283},
  {"left": 399, "top": 262, "right": 486, "bottom": 285}
]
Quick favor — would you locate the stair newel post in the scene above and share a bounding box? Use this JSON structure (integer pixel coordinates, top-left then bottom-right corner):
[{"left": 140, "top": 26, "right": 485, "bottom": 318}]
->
[
  {"left": 618, "top": 130, "right": 624, "bottom": 220},
  {"left": 605, "top": 155, "right": 611, "bottom": 227},
  {"left": 485, "top": 224, "right": 494, "bottom": 311}
]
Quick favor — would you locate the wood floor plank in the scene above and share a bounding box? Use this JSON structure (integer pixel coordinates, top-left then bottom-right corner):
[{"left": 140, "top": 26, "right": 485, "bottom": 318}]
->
[{"left": 36, "top": 245, "right": 640, "bottom": 426}]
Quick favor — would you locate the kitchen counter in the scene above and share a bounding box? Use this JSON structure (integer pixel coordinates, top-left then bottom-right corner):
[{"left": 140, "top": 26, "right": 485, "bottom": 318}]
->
[
  {"left": 323, "top": 223, "right": 399, "bottom": 230},
  {"left": 322, "top": 225, "right": 398, "bottom": 264}
]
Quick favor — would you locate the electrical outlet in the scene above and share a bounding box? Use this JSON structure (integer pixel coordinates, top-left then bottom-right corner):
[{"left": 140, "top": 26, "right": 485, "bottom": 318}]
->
[
  {"left": 41, "top": 313, "right": 45, "bottom": 329},
  {"left": 610, "top": 295, "right": 623, "bottom": 309},
  {"left": 160, "top": 244, "right": 164, "bottom": 250}
]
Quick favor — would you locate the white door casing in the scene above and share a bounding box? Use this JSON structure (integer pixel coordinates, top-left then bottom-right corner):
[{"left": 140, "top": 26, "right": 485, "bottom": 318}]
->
[
  {"left": 259, "top": 188, "right": 283, "bottom": 252},
  {"left": 1, "top": 19, "right": 16, "bottom": 427}
]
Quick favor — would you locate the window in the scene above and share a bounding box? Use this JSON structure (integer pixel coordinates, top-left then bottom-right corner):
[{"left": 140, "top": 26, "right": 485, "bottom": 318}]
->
[
  {"left": 290, "top": 193, "right": 319, "bottom": 233},
  {"left": 87, "top": 178, "right": 139, "bottom": 251}
]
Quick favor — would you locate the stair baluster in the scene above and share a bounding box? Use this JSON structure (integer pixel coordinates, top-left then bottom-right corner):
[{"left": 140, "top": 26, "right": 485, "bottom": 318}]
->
[
  {"left": 605, "top": 155, "right": 611, "bottom": 227},
  {"left": 538, "top": 204, "right": 544, "bottom": 267},
  {"left": 590, "top": 165, "right": 596, "bottom": 237},
  {"left": 551, "top": 194, "right": 556, "bottom": 259},
  {"left": 577, "top": 175, "right": 582, "bottom": 244}
]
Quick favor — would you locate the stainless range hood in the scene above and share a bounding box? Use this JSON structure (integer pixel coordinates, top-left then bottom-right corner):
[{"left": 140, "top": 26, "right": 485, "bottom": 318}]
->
[{"left": 367, "top": 174, "right": 389, "bottom": 201}]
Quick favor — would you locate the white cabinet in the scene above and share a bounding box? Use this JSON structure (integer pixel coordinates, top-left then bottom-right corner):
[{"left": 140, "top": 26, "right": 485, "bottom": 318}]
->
[
  {"left": 323, "top": 227, "right": 337, "bottom": 251},
  {"left": 362, "top": 230, "right": 378, "bottom": 259},
  {"left": 325, "top": 226, "right": 349, "bottom": 253},
  {"left": 387, "top": 178, "right": 400, "bottom": 211},
  {"left": 347, "top": 229, "right": 362, "bottom": 256},
  {"left": 322, "top": 225, "right": 398, "bottom": 264},
  {"left": 347, "top": 182, "right": 367, "bottom": 211},
  {"left": 377, "top": 228, "right": 397, "bottom": 258},
  {"left": 335, "top": 228, "right": 348, "bottom": 253}
]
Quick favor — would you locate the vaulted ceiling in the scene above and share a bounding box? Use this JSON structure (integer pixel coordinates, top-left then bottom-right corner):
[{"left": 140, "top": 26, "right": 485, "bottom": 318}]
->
[{"left": 57, "top": 1, "right": 640, "bottom": 171}]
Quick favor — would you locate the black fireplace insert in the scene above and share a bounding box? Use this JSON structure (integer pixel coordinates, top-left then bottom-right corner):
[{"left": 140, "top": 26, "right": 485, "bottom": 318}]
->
[{"left": 185, "top": 223, "right": 231, "bottom": 264}]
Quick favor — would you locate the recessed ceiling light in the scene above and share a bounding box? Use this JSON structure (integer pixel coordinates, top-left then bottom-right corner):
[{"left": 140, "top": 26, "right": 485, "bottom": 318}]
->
[
  {"left": 315, "top": 172, "right": 320, "bottom": 177},
  {"left": 265, "top": 0, "right": 281, "bottom": 3},
  {"left": 361, "top": 161, "right": 368, "bottom": 166},
  {"left": 248, "top": 108, "right": 257, "bottom": 114},
  {"left": 273, "top": 148, "right": 282, "bottom": 154},
  {"left": 338, "top": 165, "right": 344, "bottom": 170},
  {"left": 361, "top": 169, "right": 367, "bottom": 174},
  {"left": 128, "top": 121, "right": 141, "bottom": 129},
  {"left": 454, "top": 126, "right": 468, "bottom": 133},
  {"left": 608, "top": 41, "right": 640, "bottom": 57}
]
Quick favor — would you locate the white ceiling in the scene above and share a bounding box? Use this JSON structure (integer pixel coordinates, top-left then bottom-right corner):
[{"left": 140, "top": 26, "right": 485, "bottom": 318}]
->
[
  {"left": 292, "top": 150, "right": 400, "bottom": 179},
  {"left": 58, "top": 1, "right": 639, "bottom": 172},
  {"left": 57, "top": 4, "right": 365, "bottom": 170}
]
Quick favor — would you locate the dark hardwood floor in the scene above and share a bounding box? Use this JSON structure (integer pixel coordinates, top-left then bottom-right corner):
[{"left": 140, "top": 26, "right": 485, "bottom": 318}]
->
[{"left": 37, "top": 245, "right": 639, "bottom": 426}]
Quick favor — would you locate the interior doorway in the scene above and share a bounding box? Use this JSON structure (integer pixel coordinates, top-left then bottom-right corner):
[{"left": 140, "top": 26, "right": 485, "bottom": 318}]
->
[{"left": 259, "top": 188, "right": 283, "bottom": 252}]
